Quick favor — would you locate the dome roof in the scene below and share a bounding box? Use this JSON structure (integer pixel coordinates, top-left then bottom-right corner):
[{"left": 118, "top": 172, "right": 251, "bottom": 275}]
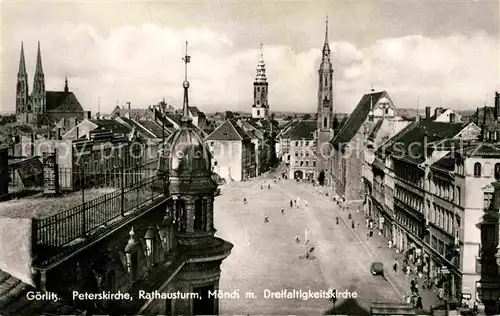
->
[{"left": 163, "top": 120, "right": 211, "bottom": 176}]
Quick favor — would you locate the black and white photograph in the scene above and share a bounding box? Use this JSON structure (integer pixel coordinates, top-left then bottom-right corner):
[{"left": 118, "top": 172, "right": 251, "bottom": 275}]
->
[{"left": 0, "top": 0, "right": 499, "bottom": 315}]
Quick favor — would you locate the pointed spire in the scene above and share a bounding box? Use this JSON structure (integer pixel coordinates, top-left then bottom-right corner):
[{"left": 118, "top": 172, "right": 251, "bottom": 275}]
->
[
  {"left": 64, "top": 74, "right": 69, "bottom": 93},
  {"left": 18, "top": 42, "right": 27, "bottom": 75},
  {"left": 260, "top": 42, "right": 264, "bottom": 60},
  {"left": 35, "top": 41, "right": 43, "bottom": 74},
  {"left": 180, "top": 41, "right": 193, "bottom": 125},
  {"left": 325, "top": 15, "right": 329, "bottom": 45}
]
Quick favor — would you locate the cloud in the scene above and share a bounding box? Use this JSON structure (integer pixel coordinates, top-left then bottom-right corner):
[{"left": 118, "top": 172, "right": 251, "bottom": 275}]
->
[{"left": 1, "top": 22, "right": 498, "bottom": 115}]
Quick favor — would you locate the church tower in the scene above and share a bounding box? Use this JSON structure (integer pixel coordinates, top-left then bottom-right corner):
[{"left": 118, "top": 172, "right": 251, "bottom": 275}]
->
[
  {"left": 315, "top": 17, "right": 335, "bottom": 183},
  {"left": 16, "top": 42, "right": 29, "bottom": 124},
  {"left": 252, "top": 44, "right": 269, "bottom": 119},
  {"left": 31, "top": 41, "right": 46, "bottom": 117},
  {"left": 160, "top": 42, "right": 232, "bottom": 315}
]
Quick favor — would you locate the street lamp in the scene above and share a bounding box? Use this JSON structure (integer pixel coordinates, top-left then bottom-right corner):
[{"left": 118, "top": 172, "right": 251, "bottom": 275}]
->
[{"left": 144, "top": 226, "right": 157, "bottom": 262}]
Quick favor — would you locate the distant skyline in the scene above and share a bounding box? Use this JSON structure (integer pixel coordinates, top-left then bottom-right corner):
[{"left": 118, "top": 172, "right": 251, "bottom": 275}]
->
[{"left": 1, "top": 0, "right": 499, "bottom": 115}]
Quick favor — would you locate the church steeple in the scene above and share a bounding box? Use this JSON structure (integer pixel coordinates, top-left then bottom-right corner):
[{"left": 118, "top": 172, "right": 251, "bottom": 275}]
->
[
  {"left": 252, "top": 43, "right": 269, "bottom": 119},
  {"left": 16, "top": 42, "right": 29, "bottom": 117},
  {"left": 31, "top": 41, "right": 46, "bottom": 115},
  {"left": 180, "top": 41, "right": 192, "bottom": 125},
  {"left": 317, "top": 17, "right": 334, "bottom": 131},
  {"left": 64, "top": 74, "right": 69, "bottom": 93}
]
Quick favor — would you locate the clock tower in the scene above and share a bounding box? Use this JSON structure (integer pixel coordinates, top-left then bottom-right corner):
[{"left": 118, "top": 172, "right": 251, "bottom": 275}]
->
[
  {"left": 315, "top": 17, "right": 335, "bottom": 184},
  {"left": 252, "top": 44, "right": 269, "bottom": 119}
]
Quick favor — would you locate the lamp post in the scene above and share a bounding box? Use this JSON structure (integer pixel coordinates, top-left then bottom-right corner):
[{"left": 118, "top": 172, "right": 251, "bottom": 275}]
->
[{"left": 144, "top": 226, "right": 157, "bottom": 263}]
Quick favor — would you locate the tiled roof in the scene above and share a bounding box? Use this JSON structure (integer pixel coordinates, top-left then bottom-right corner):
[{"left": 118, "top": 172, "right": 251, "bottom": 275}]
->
[
  {"left": 462, "top": 142, "right": 500, "bottom": 157},
  {"left": 431, "top": 154, "right": 455, "bottom": 172},
  {"left": 331, "top": 91, "right": 386, "bottom": 145},
  {"left": 111, "top": 106, "right": 153, "bottom": 118},
  {"left": 380, "top": 120, "right": 466, "bottom": 164},
  {"left": 0, "top": 269, "right": 81, "bottom": 315},
  {"left": 138, "top": 120, "right": 172, "bottom": 138},
  {"left": 206, "top": 119, "right": 251, "bottom": 141},
  {"left": 46, "top": 91, "right": 84, "bottom": 113},
  {"left": 287, "top": 120, "right": 317, "bottom": 140},
  {"left": 189, "top": 106, "right": 205, "bottom": 117},
  {"left": 89, "top": 119, "right": 132, "bottom": 134}
]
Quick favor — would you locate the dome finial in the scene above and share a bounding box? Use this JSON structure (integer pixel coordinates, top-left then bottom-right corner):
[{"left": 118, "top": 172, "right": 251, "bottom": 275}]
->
[{"left": 181, "top": 40, "right": 193, "bottom": 126}]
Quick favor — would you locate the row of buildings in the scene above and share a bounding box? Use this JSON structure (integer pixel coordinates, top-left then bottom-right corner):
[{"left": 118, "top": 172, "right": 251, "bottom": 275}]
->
[{"left": 270, "top": 16, "right": 500, "bottom": 314}]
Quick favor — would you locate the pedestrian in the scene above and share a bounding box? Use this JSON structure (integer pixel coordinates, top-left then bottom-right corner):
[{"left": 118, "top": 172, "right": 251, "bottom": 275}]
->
[
  {"left": 290, "top": 200, "right": 293, "bottom": 208},
  {"left": 393, "top": 260, "right": 398, "bottom": 272},
  {"left": 348, "top": 213, "right": 352, "bottom": 220},
  {"left": 410, "top": 279, "right": 415, "bottom": 291},
  {"left": 367, "top": 232, "right": 370, "bottom": 240},
  {"left": 366, "top": 218, "right": 369, "bottom": 227},
  {"left": 473, "top": 300, "right": 478, "bottom": 314},
  {"left": 295, "top": 235, "right": 300, "bottom": 244},
  {"left": 351, "top": 220, "right": 355, "bottom": 229},
  {"left": 369, "top": 229, "right": 373, "bottom": 238},
  {"left": 243, "top": 198, "right": 247, "bottom": 204},
  {"left": 388, "top": 240, "right": 393, "bottom": 248},
  {"left": 261, "top": 184, "right": 263, "bottom": 190},
  {"left": 268, "top": 184, "right": 270, "bottom": 189},
  {"left": 281, "top": 208, "right": 285, "bottom": 214},
  {"left": 336, "top": 216, "right": 339, "bottom": 224},
  {"left": 357, "top": 223, "right": 360, "bottom": 229},
  {"left": 415, "top": 296, "right": 423, "bottom": 309},
  {"left": 264, "top": 215, "right": 269, "bottom": 223},
  {"left": 305, "top": 201, "right": 308, "bottom": 207},
  {"left": 294, "top": 200, "right": 297, "bottom": 207}
]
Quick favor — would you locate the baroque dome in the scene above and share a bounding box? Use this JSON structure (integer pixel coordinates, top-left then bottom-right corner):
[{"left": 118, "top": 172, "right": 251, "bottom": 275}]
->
[{"left": 162, "top": 118, "right": 211, "bottom": 176}]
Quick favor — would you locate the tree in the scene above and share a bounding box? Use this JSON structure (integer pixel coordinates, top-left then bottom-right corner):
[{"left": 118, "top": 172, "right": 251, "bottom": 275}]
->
[
  {"left": 225, "top": 111, "right": 234, "bottom": 119},
  {"left": 318, "top": 170, "right": 325, "bottom": 186},
  {"left": 303, "top": 113, "right": 311, "bottom": 120}
]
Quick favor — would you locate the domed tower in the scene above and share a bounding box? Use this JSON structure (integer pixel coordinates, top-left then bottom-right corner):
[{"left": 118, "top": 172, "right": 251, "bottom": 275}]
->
[{"left": 158, "top": 42, "right": 233, "bottom": 315}]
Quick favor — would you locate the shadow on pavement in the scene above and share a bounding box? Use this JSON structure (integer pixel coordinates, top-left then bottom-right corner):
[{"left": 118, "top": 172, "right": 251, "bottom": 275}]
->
[{"left": 324, "top": 298, "right": 370, "bottom": 316}]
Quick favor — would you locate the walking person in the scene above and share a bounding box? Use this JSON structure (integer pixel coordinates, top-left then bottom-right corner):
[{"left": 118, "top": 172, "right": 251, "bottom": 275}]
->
[
  {"left": 369, "top": 229, "right": 373, "bottom": 238},
  {"left": 351, "top": 220, "right": 355, "bottom": 229},
  {"left": 281, "top": 208, "right": 285, "bottom": 214},
  {"left": 393, "top": 260, "right": 398, "bottom": 273},
  {"left": 415, "top": 296, "right": 423, "bottom": 309},
  {"left": 290, "top": 200, "right": 293, "bottom": 208},
  {"left": 264, "top": 215, "right": 269, "bottom": 223},
  {"left": 295, "top": 235, "right": 300, "bottom": 244}
]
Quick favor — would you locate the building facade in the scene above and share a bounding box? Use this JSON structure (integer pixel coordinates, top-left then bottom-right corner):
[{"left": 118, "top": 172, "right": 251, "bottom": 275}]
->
[
  {"left": 332, "top": 91, "right": 407, "bottom": 201},
  {"left": 287, "top": 120, "right": 317, "bottom": 181},
  {"left": 251, "top": 44, "right": 269, "bottom": 120},
  {"left": 206, "top": 119, "right": 256, "bottom": 182}
]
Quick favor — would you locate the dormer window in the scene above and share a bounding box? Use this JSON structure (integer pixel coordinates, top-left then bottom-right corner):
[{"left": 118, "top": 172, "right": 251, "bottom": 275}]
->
[{"left": 474, "top": 162, "right": 482, "bottom": 177}]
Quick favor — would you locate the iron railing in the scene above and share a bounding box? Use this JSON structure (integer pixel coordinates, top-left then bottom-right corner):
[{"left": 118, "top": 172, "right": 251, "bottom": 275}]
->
[{"left": 35, "top": 174, "right": 167, "bottom": 248}]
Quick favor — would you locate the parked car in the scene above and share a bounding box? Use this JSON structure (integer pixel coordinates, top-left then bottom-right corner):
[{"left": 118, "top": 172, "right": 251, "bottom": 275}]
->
[{"left": 371, "top": 262, "right": 384, "bottom": 275}]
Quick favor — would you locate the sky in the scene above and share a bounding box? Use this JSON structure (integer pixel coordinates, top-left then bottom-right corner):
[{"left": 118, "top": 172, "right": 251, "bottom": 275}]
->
[{"left": 1, "top": 0, "right": 499, "bottom": 115}]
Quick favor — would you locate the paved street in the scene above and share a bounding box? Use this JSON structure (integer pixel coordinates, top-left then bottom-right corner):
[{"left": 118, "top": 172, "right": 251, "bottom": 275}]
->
[{"left": 214, "top": 174, "right": 401, "bottom": 315}]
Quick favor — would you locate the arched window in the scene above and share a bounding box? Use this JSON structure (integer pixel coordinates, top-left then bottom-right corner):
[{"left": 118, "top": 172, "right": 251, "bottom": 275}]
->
[
  {"left": 324, "top": 74, "right": 328, "bottom": 87},
  {"left": 474, "top": 162, "right": 482, "bottom": 178},
  {"left": 495, "top": 163, "right": 500, "bottom": 180},
  {"left": 323, "top": 117, "right": 327, "bottom": 128}
]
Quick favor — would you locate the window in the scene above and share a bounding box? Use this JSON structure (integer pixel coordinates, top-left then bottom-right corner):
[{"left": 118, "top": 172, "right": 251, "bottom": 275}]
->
[
  {"left": 456, "top": 186, "right": 461, "bottom": 205},
  {"left": 295, "top": 152, "right": 298, "bottom": 157},
  {"left": 306, "top": 152, "right": 309, "bottom": 157},
  {"left": 495, "top": 163, "right": 500, "bottom": 180},
  {"left": 323, "top": 117, "right": 327, "bottom": 128},
  {"left": 194, "top": 199, "right": 205, "bottom": 231},
  {"left": 257, "top": 87, "right": 260, "bottom": 92},
  {"left": 306, "top": 161, "right": 309, "bottom": 167},
  {"left": 313, "top": 161, "right": 316, "bottom": 167},
  {"left": 295, "top": 141, "right": 299, "bottom": 146},
  {"left": 385, "top": 108, "right": 389, "bottom": 114},
  {"left": 324, "top": 74, "right": 328, "bottom": 87},
  {"left": 474, "top": 162, "right": 482, "bottom": 177},
  {"left": 210, "top": 142, "right": 214, "bottom": 147},
  {"left": 257, "top": 109, "right": 260, "bottom": 115},
  {"left": 484, "top": 192, "right": 493, "bottom": 210},
  {"left": 300, "top": 161, "right": 304, "bottom": 167},
  {"left": 214, "top": 161, "right": 217, "bottom": 166},
  {"left": 306, "top": 141, "right": 309, "bottom": 146}
]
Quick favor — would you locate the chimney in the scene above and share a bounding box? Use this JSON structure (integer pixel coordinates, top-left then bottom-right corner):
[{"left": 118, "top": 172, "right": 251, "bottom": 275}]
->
[
  {"left": 76, "top": 126, "right": 79, "bottom": 139},
  {"left": 127, "top": 102, "right": 131, "bottom": 110},
  {"left": 56, "top": 128, "right": 61, "bottom": 140},
  {"left": 31, "top": 133, "right": 35, "bottom": 156},
  {"left": 425, "top": 106, "right": 431, "bottom": 119},
  {"left": 495, "top": 92, "right": 500, "bottom": 119},
  {"left": 449, "top": 113, "right": 456, "bottom": 123},
  {"left": 86, "top": 111, "right": 91, "bottom": 119}
]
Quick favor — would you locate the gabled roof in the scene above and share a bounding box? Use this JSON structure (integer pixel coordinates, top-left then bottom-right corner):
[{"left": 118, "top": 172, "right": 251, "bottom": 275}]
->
[
  {"left": 46, "top": 91, "right": 84, "bottom": 113},
  {"left": 111, "top": 107, "right": 153, "bottom": 118},
  {"left": 379, "top": 120, "right": 466, "bottom": 164},
  {"left": 138, "top": 120, "right": 173, "bottom": 138},
  {"left": 462, "top": 142, "right": 500, "bottom": 157},
  {"left": 287, "top": 120, "right": 317, "bottom": 140},
  {"left": 432, "top": 154, "right": 455, "bottom": 172},
  {"left": 206, "top": 119, "right": 251, "bottom": 141},
  {"left": 331, "top": 91, "right": 386, "bottom": 145},
  {"left": 118, "top": 117, "right": 157, "bottom": 139},
  {"left": 471, "top": 106, "right": 496, "bottom": 125}
]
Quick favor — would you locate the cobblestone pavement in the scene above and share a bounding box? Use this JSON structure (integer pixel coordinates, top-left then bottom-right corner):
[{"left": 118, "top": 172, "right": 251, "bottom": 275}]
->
[
  {"left": 298, "top": 182, "right": 444, "bottom": 313},
  {"left": 214, "top": 175, "right": 401, "bottom": 315}
]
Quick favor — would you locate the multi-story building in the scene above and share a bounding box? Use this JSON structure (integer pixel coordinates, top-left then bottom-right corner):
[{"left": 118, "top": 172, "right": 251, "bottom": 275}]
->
[
  {"left": 15, "top": 42, "right": 85, "bottom": 128},
  {"left": 287, "top": 120, "right": 317, "bottom": 181},
  {"left": 331, "top": 90, "right": 407, "bottom": 201},
  {"left": 205, "top": 119, "right": 256, "bottom": 181},
  {"left": 237, "top": 119, "right": 270, "bottom": 176},
  {"left": 0, "top": 44, "right": 232, "bottom": 316},
  {"left": 370, "top": 115, "right": 482, "bottom": 305},
  {"left": 426, "top": 106, "right": 463, "bottom": 123},
  {"left": 276, "top": 119, "right": 300, "bottom": 163}
]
